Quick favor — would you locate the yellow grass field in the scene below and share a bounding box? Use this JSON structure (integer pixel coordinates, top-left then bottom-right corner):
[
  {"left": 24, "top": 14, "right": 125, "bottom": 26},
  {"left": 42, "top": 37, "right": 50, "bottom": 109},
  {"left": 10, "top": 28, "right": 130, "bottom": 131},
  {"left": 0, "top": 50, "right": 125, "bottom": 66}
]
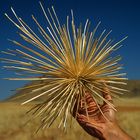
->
[{"left": 0, "top": 97, "right": 140, "bottom": 140}]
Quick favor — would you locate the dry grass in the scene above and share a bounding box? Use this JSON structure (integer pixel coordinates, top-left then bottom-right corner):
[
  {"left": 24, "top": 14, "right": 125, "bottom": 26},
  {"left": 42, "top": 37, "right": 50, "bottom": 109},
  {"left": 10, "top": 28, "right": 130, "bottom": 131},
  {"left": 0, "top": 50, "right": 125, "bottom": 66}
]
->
[
  {"left": 0, "top": 102, "right": 95, "bottom": 140},
  {"left": 117, "top": 112, "right": 140, "bottom": 140},
  {"left": 0, "top": 97, "right": 140, "bottom": 140}
]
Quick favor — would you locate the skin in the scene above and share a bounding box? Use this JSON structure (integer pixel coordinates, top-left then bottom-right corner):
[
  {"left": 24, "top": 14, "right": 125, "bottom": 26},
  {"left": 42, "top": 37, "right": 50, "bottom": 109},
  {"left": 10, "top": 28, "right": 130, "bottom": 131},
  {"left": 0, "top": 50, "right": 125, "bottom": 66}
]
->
[{"left": 73, "top": 87, "right": 134, "bottom": 140}]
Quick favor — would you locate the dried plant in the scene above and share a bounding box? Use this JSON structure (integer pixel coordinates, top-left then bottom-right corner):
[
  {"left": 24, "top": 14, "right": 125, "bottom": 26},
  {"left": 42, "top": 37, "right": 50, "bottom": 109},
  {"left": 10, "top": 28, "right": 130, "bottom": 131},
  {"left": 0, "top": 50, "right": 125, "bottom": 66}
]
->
[{"left": 1, "top": 2, "right": 128, "bottom": 131}]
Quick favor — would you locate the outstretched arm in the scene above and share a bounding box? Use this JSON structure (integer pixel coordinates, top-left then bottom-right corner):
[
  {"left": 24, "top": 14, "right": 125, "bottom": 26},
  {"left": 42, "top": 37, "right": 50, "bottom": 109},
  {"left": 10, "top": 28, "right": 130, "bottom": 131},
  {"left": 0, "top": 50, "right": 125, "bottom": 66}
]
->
[{"left": 73, "top": 88, "right": 134, "bottom": 140}]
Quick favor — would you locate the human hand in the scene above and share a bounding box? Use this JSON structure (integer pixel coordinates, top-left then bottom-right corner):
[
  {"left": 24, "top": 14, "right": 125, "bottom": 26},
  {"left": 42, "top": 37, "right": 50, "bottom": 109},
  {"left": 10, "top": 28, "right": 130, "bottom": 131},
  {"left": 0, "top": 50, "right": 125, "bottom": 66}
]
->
[{"left": 72, "top": 87, "right": 133, "bottom": 140}]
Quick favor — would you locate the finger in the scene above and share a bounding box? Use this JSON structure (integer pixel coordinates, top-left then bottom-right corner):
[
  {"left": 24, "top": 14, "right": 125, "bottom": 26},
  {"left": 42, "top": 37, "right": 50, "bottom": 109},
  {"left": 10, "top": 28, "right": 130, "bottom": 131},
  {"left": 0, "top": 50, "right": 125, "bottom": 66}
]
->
[
  {"left": 101, "top": 104, "right": 116, "bottom": 122},
  {"left": 84, "top": 91, "right": 98, "bottom": 108},
  {"left": 83, "top": 91, "right": 98, "bottom": 114},
  {"left": 102, "top": 84, "right": 113, "bottom": 104},
  {"left": 79, "top": 98, "right": 85, "bottom": 108},
  {"left": 79, "top": 91, "right": 94, "bottom": 108},
  {"left": 101, "top": 84, "right": 116, "bottom": 119},
  {"left": 85, "top": 91, "right": 95, "bottom": 104},
  {"left": 77, "top": 114, "right": 88, "bottom": 122},
  {"left": 73, "top": 91, "right": 98, "bottom": 117}
]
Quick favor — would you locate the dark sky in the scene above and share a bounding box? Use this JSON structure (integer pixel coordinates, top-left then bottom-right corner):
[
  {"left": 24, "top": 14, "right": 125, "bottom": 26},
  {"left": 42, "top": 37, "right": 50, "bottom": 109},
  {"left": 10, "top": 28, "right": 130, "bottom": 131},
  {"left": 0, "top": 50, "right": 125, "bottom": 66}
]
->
[{"left": 0, "top": 0, "right": 140, "bottom": 100}]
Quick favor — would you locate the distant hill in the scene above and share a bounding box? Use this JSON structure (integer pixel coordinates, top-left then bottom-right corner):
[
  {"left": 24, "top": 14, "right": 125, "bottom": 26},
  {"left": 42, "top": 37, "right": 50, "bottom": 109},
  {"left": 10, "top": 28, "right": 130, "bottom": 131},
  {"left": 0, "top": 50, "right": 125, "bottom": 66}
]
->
[
  {"left": 122, "top": 80, "right": 140, "bottom": 97},
  {"left": 6, "top": 80, "right": 140, "bottom": 102}
]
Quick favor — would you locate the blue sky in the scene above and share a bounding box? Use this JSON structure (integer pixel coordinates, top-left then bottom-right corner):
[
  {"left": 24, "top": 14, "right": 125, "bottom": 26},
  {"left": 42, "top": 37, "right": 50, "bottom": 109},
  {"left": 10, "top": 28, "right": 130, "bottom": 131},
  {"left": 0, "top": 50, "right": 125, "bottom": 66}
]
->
[{"left": 0, "top": 0, "right": 140, "bottom": 100}]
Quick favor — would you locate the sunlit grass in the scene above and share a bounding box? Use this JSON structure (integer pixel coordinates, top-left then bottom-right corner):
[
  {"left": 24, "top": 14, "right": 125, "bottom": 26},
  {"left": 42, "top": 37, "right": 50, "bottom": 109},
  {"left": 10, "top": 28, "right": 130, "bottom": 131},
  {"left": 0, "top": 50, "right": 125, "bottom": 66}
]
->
[{"left": 0, "top": 97, "right": 140, "bottom": 140}]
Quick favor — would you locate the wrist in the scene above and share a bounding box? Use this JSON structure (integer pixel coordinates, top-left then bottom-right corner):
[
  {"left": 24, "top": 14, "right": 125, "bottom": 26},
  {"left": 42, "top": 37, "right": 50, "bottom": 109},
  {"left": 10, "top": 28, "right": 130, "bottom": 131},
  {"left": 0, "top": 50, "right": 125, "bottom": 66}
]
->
[{"left": 102, "top": 122, "right": 133, "bottom": 140}]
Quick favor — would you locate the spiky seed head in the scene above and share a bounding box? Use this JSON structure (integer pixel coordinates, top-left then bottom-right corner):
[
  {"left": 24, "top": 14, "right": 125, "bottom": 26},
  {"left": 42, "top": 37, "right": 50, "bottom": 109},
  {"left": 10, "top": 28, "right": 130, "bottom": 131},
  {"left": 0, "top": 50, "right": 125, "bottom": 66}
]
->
[{"left": 1, "top": 2, "right": 128, "bottom": 131}]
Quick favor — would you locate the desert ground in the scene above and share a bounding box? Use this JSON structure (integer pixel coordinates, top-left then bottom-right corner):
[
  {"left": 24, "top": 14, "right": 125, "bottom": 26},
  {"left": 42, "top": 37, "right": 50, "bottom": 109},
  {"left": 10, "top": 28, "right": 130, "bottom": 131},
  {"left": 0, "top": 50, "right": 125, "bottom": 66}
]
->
[{"left": 0, "top": 97, "right": 140, "bottom": 140}]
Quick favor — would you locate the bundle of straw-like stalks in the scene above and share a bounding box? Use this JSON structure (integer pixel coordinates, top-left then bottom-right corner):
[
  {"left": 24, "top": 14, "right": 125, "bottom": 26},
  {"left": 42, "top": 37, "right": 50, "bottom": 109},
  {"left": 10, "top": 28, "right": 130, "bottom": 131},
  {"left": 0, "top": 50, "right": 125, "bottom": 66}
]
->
[{"left": 1, "top": 2, "right": 128, "bottom": 131}]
